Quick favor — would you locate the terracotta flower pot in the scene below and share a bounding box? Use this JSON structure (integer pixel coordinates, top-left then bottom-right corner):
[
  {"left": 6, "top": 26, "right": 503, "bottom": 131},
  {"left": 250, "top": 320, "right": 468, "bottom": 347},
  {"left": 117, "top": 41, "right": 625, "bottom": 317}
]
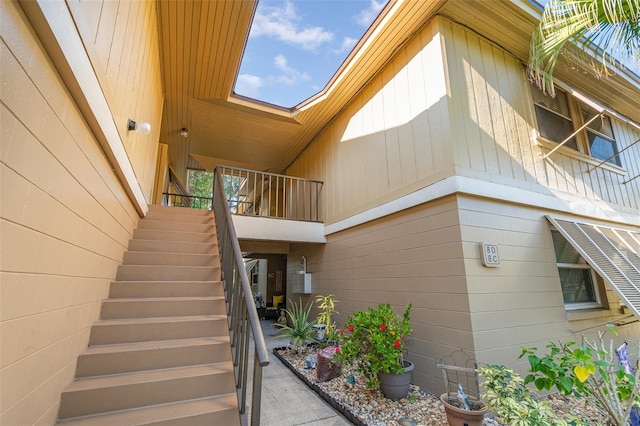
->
[
  {"left": 377, "top": 360, "right": 414, "bottom": 401},
  {"left": 440, "top": 393, "right": 487, "bottom": 426}
]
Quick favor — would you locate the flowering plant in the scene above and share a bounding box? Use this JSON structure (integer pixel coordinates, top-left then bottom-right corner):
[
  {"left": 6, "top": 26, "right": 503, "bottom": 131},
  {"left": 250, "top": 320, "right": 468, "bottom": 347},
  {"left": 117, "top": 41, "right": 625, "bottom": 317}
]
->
[{"left": 335, "top": 303, "right": 412, "bottom": 387}]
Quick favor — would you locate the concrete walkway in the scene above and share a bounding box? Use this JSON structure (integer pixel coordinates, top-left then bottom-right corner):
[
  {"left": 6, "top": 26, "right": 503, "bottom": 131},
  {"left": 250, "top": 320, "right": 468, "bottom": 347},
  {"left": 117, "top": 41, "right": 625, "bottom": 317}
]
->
[{"left": 247, "top": 319, "right": 352, "bottom": 426}]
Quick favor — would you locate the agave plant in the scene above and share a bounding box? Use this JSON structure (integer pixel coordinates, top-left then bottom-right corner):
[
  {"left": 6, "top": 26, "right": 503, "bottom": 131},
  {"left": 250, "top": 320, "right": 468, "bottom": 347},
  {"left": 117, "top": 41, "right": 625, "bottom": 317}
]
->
[{"left": 275, "top": 298, "right": 317, "bottom": 354}]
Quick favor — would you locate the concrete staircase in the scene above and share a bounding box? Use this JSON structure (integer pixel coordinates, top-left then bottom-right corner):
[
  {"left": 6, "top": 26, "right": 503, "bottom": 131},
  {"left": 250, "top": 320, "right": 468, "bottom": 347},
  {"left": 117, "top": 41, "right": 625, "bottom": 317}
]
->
[{"left": 57, "top": 205, "right": 239, "bottom": 425}]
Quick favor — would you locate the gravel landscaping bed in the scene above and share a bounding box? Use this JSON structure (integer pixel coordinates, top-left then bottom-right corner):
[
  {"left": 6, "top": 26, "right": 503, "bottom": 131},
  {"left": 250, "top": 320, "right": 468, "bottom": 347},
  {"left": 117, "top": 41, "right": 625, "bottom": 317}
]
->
[{"left": 274, "top": 346, "right": 614, "bottom": 426}]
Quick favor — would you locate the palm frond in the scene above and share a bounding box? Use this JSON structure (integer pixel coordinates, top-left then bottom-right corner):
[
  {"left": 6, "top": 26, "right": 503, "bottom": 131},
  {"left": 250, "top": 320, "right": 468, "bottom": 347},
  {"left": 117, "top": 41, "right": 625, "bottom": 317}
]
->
[{"left": 529, "top": 0, "right": 640, "bottom": 96}]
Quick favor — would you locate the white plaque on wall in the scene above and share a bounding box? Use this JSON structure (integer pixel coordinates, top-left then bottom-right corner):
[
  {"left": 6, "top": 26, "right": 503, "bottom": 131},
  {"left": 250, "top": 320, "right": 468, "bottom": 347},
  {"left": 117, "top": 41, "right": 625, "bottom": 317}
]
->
[{"left": 481, "top": 243, "right": 500, "bottom": 267}]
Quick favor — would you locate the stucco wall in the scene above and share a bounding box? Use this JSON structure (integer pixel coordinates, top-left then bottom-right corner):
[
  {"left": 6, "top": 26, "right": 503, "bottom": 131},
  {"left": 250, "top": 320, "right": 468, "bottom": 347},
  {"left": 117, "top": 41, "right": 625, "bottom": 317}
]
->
[{"left": 0, "top": 1, "right": 161, "bottom": 424}]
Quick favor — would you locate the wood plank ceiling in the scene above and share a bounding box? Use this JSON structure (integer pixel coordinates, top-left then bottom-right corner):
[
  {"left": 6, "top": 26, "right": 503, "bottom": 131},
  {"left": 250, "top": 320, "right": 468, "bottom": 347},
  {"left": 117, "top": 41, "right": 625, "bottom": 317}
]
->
[{"left": 156, "top": 0, "right": 640, "bottom": 184}]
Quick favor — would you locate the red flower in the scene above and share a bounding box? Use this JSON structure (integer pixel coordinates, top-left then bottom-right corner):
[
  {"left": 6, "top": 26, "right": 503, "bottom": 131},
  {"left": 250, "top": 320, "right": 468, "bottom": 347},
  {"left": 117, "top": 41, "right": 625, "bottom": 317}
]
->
[
  {"left": 340, "top": 329, "right": 345, "bottom": 334},
  {"left": 394, "top": 340, "right": 401, "bottom": 348},
  {"left": 348, "top": 325, "right": 354, "bottom": 332},
  {"left": 379, "top": 324, "right": 386, "bottom": 330},
  {"left": 335, "top": 347, "right": 341, "bottom": 353}
]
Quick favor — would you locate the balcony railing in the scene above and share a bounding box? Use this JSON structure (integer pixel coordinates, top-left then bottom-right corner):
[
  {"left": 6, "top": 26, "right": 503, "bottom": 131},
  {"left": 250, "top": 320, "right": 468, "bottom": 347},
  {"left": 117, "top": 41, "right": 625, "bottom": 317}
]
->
[
  {"left": 216, "top": 165, "right": 323, "bottom": 222},
  {"left": 162, "top": 193, "right": 212, "bottom": 209}
]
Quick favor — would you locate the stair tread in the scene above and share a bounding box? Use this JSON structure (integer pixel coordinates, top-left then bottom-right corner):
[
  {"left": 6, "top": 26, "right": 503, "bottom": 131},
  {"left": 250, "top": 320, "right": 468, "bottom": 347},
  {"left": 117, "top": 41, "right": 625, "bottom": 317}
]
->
[
  {"left": 111, "top": 280, "right": 223, "bottom": 284},
  {"left": 57, "top": 394, "right": 239, "bottom": 426},
  {"left": 125, "top": 251, "right": 217, "bottom": 256},
  {"left": 64, "top": 363, "right": 234, "bottom": 392},
  {"left": 94, "top": 314, "right": 227, "bottom": 325},
  {"left": 103, "top": 296, "right": 224, "bottom": 302},
  {"left": 83, "top": 336, "right": 230, "bottom": 355}
]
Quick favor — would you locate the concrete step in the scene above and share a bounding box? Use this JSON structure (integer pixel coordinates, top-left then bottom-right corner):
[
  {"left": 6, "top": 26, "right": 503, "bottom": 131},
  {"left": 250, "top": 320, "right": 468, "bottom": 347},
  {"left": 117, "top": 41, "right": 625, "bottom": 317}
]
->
[
  {"left": 144, "top": 210, "right": 214, "bottom": 223},
  {"left": 56, "top": 394, "right": 239, "bottom": 426},
  {"left": 127, "top": 239, "right": 216, "bottom": 255},
  {"left": 137, "top": 219, "right": 215, "bottom": 234},
  {"left": 56, "top": 394, "right": 240, "bottom": 426},
  {"left": 100, "top": 297, "right": 226, "bottom": 319},
  {"left": 109, "top": 281, "right": 223, "bottom": 299},
  {"left": 123, "top": 251, "right": 220, "bottom": 267},
  {"left": 58, "top": 363, "right": 235, "bottom": 419},
  {"left": 89, "top": 315, "right": 229, "bottom": 345},
  {"left": 75, "top": 337, "right": 232, "bottom": 377},
  {"left": 147, "top": 204, "right": 212, "bottom": 217},
  {"left": 115, "top": 265, "right": 221, "bottom": 281},
  {"left": 132, "top": 228, "right": 216, "bottom": 243}
]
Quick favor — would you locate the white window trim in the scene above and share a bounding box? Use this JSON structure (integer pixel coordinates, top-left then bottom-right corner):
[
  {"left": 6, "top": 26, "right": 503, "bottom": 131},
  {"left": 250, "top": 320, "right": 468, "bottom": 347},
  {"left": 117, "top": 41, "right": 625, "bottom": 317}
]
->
[
  {"left": 556, "top": 263, "right": 602, "bottom": 310},
  {"left": 536, "top": 138, "right": 626, "bottom": 175},
  {"left": 531, "top": 85, "right": 626, "bottom": 173}
]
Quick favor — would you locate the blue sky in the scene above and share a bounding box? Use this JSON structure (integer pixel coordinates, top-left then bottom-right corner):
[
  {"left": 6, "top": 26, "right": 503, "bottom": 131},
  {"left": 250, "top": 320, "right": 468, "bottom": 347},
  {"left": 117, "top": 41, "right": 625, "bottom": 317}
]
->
[
  {"left": 234, "top": 0, "right": 638, "bottom": 108},
  {"left": 234, "top": 0, "right": 387, "bottom": 108}
]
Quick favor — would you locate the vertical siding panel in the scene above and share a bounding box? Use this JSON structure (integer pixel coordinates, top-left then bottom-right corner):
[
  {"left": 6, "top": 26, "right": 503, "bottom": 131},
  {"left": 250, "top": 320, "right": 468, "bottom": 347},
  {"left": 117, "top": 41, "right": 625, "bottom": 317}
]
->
[
  {"left": 394, "top": 51, "right": 417, "bottom": 183},
  {"left": 94, "top": 1, "right": 117, "bottom": 71},
  {"left": 469, "top": 36, "right": 501, "bottom": 175},
  {"left": 381, "top": 64, "right": 402, "bottom": 192},
  {"left": 406, "top": 36, "right": 431, "bottom": 180},
  {"left": 479, "top": 41, "right": 511, "bottom": 176},
  {"left": 494, "top": 50, "right": 525, "bottom": 181},
  {"left": 75, "top": 0, "right": 102, "bottom": 40},
  {"left": 459, "top": 32, "right": 484, "bottom": 171},
  {"left": 443, "top": 22, "right": 471, "bottom": 169},
  {"left": 515, "top": 74, "right": 547, "bottom": 186},
  {"left": 422, "top": 28, "right": 448, "bottom": 171}
]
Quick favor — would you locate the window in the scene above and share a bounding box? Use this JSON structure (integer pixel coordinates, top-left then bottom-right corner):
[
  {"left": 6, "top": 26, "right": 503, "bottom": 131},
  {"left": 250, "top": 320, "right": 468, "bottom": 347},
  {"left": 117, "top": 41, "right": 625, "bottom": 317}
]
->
[
  {"left": 532, "top": 85, "right": 621, "bottom": 166},
  {"left": 550, "top": 230, "right": 601, "bottom": 309}
]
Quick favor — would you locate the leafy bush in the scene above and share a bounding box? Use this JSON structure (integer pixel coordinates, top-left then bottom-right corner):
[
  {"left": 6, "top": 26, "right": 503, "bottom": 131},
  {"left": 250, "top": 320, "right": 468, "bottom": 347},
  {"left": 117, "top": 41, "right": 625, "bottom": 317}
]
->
[
  {"left": 335, "top": 303, "right": 412, "bottom": 388},
  {"left": 478, "top": 364, "right": 572, "bottom": 426},
  {"left": 520, "top": 326, "right": 639, "bottom": 426}
]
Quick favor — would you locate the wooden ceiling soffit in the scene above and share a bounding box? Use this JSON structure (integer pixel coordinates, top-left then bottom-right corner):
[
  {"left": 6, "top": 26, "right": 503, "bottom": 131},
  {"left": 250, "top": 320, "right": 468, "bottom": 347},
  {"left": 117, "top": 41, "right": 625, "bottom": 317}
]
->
[{"left": 189, "top": 154, "right": 267, "bottom": 173}]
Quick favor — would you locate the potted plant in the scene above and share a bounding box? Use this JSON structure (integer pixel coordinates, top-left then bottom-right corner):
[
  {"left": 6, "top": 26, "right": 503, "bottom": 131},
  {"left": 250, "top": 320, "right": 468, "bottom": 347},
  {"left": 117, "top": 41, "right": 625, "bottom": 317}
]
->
[
  {"left": 274, "top": 298, "right": 317, "bottom": 354},
  {"left": 336, "top": 303, "right": 413, "bottom": 400},
  {"left": 314, "top": 294, "right": 338, "bottom": 344}
]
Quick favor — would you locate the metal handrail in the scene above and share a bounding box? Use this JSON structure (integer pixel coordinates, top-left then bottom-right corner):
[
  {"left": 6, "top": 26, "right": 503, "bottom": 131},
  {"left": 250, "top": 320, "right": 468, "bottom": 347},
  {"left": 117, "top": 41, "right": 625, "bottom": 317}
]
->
[
  {"left": 212, "top": 168, "right": 269, "bottom": 426},
  {"left": 217, "top": 165, "right": 323, "bottom": 222}
]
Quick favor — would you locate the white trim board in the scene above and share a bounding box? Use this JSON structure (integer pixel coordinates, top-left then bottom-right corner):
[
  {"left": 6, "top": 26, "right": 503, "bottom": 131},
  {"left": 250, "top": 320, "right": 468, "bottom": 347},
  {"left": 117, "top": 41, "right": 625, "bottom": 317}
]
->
[{"left": 324, "top": 175, "right": 640, "bottom": 235}]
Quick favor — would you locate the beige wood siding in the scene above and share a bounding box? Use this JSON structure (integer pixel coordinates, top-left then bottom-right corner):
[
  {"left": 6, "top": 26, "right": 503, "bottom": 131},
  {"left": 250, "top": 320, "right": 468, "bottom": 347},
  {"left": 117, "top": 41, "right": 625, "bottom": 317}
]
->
[
  {"left": 287, "top": 196, "right": 474, "bottom": 394},
  {"left": 0, "top": 2, "right": 142, "bottom": 424},
  {"left": 67, "top": 0, "right": 164, "bottom": 202},
  {"left": 442, "top": 19, "right": 640, "bottom": 212},
  {"left": 458, "top": 196, "right": 640, "bottom": 371},
  {"left": 287, "top": 18, "right": 455, "bottom": 225}
]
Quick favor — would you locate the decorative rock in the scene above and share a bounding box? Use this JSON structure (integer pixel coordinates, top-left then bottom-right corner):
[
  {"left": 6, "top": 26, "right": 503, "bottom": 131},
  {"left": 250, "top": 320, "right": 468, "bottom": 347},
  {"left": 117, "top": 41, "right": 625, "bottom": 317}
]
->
[
  {"left": 304, "top": 354, "right": 317, "bottom": 369},
  {"left": 275, "top": 347, "right": 611, "bottom": 426},
  {"left": 345, "top": 373, "right": 356, "bottom": 385}
]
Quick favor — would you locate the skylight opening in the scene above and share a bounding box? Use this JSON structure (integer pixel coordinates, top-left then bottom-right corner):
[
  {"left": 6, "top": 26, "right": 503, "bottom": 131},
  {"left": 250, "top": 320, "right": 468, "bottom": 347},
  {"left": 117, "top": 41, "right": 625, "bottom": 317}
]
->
[{"left": 234, "top": 0, "right": 389, "bottom": 109}]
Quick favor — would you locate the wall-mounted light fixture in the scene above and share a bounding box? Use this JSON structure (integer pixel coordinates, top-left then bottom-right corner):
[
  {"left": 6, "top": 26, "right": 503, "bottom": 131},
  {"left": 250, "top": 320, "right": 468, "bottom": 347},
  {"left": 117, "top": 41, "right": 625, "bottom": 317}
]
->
[
  {"left": 127, "top": 119, "right": 151, "bottom": 135},
  {"left": 180, "top": 128, "right": 189, "bottom": 138}
]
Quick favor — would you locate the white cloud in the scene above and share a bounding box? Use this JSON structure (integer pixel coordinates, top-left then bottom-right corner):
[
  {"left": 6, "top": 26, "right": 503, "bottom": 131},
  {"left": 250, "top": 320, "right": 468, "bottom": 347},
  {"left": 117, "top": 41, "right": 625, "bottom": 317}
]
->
[
  {"left": 274, "top": 54, "right": 311, "bottom": 86},
  {"left": 250, "top": 1, "right": 333, "bottom": 51},
  {"left": 355, "top": 0, "right": 386, "bottom": 27},
  {"left": 235, "top": 74, "right": 263, "bottom": 98},
  {"left": 335, "top": 37, "right": 359, "bottom": 54}
]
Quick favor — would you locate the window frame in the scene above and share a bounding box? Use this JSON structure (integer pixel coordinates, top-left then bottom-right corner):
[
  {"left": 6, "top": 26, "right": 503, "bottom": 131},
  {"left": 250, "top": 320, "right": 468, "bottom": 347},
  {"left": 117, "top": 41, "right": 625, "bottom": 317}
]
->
[
  {"left": 550, "top": 229, "right": 603, "bottom": 311},
  {"left": 531, "top": 84, "right": 623, "bottom": 169}
]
